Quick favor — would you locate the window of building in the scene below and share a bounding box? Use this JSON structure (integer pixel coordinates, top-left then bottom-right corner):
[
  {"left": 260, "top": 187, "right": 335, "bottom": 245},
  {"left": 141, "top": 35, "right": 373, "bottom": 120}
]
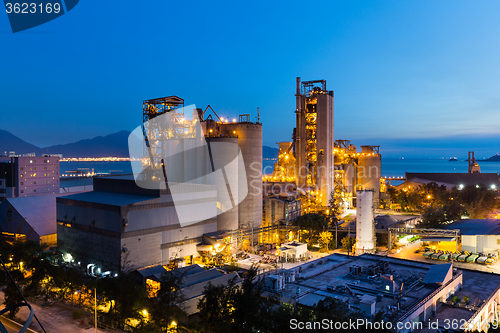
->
[
  {"left": 20, "top": 190, "right": 23, "bottom": 193},
  {"left": 33, "top": 189, "right": 36, "bottom": 192},
  {"left": 20, "top": 175, "right": 23, "bottom": 178},
  {"left": 20, "top": 167, "right": 23, "bottom": 171},
  {"left": 30, "top": 160, "right": 32, "bottom": 163},
  {"left": 20, "top": 182, "right": 23, "bottom": 185}
]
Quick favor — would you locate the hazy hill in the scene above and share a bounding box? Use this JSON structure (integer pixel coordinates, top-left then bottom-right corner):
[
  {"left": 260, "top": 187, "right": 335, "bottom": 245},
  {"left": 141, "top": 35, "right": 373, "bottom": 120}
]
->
[
  {"left": 0, "top": 129, "right": 42, "bottom": 155},
  {"left": 1, "top": 129, "right": 276, "bottom": 159},
  {"left": 40, "top": 130, "right": 131, "bottom": 157},
  {"left": 263, "top": 145, "right": 279, "bottom": 159}
]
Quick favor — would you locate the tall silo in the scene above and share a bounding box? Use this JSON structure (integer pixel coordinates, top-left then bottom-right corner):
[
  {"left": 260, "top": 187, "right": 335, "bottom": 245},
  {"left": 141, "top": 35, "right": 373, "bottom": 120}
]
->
[
  {"left": 357, "top": 146, "right": 381, "bottom": 208},
  {"left": 356, "top": 190, "right": 375, "bottom": 254},
  {"left": 219, "top": 116, "right": 263, "bottom": 229},
  {"left": 205, "top": 136, "right": 239, "bottom": 231}
]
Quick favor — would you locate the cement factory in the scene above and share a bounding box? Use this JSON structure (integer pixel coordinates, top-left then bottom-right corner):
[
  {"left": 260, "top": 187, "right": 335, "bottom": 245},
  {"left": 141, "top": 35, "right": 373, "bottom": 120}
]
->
[{"left": 5, "top": 77, "right": 500, "bottom": 332}]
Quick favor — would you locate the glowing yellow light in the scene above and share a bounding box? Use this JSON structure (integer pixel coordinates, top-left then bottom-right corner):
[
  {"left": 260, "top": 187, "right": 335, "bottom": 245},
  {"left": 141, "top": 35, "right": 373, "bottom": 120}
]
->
[
  {"left": 209, "top": 129, "right": 213, "bottom": 133},
  {"left": 172, "top": 321, "right": 177, "bottom": 326},
  {"left": 142, "top": 309, "right": 148, "bottom": 316}
]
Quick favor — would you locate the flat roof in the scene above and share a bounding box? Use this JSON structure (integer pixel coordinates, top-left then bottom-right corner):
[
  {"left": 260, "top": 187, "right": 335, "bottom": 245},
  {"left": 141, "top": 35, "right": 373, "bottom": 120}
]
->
[
  {"left": 58, "top": 191, "right": 157, "bottom": 206},
  {"left": 406, "top": 173, "right": 500, "bottom": 188},
  {"left": 444, "top": 219, "right": 500, "bottom": 235}
]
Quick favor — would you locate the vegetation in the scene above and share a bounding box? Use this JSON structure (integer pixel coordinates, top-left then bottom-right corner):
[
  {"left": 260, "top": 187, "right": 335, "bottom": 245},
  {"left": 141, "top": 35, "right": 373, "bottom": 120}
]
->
[
  {"left": 388, "top": 182, "right": 499, "bottom": 228},
  {"left": 318, "top": 231, "right": 333, "bottom": 251},
  {"left": 293, "top": 213, "right": 328, "bottom": 246},
  {"left": 0, "top": 240, "right": 186, "bottom": 331},
  {"left": 341, "top": 236, "right": 356, "bottom": 253}
]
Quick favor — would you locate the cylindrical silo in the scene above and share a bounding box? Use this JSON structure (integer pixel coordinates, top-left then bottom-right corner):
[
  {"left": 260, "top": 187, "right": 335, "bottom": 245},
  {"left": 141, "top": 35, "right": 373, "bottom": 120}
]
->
[
  {"left": 205, "top": 137, "right": 239, "bottom": 231},
  {"left": 357, "top": 146, "right": 381, "bottom": 207},
  {"left": 356, "top": 190, "right": 375, "bottom": 254},
  {"left": 219, "top": 121, "right": 263, "bottom": 229}
]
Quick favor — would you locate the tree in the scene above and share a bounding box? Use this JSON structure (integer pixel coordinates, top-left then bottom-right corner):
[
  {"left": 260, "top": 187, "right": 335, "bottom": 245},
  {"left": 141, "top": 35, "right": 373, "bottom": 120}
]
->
[
  {"left": 319, "top": 231, "right": 333, "bottom": 251},
  {"left": 293, "top": 213, "right": 328, "bottom": 245},
  {"left": 197, "top": 277, "right": 240, "bottom": 332},
  {"left": 144, "top": 270, "right": 187, "bottom": 331},
  {"left": 341, "top": 236, "right": 356, "bottom": 254},
  {"left": 328, "top": 190, "right": 343, "bottom": 249}
]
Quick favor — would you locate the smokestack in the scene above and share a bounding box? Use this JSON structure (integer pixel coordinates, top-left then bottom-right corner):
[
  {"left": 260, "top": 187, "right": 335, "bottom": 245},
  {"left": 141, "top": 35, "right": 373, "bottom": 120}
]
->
[
  {"left": 257, "top": 107, "right": 260, "bottom": 123},
  {"left": 296, "top": 77, "right": 301, "bottom": 95}
]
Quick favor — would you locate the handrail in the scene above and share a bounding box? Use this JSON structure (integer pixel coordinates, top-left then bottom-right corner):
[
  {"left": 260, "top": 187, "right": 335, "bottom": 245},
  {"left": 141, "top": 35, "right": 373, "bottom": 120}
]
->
[{"left": 0, "top": 302, "right": 34, "bottom": 333}]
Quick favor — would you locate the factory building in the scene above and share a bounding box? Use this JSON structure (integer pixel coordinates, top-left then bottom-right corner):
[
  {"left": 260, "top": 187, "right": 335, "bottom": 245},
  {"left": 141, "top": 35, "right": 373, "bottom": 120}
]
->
[
  {"left": 0, "top": 155, "right": 60, "bottom": 199},
  {"left": 270, "top": 80, "right": 385, "bottom": 211},
  {"left": 263, "top": 253, "right": 500, "bottom": 332},
  {"left": 56, "top": 96, "right": 262, "bottom": 272},
  {"left": 294, "top": 78, "right": 334, "bottom": 206},
  {"left": 56, "top": 176, "right": 218, "bottom": 272},
  {"left": 444, "top": 219, "right": 500, "bottom": 254},
  {"left": 0, "top": 193, "right": 66, "bottom": 246},
  {"left": 334, "top": 141, "right": 385, "bottom": 209},
  {"left": 262, "top": 195, "right": 301, "bottom": 243}
]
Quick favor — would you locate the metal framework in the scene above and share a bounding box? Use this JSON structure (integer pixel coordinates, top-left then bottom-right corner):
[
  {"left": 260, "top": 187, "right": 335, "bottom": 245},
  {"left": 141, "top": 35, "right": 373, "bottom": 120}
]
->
[
  {"left": 141, "top": 96, "right": 190, "bottom": 183},
  {"left": 301, "top": 80, "right": 327, "bottom": 96},
  {"left": 388, "top": 227, "right": 461, "bottom": 252}
]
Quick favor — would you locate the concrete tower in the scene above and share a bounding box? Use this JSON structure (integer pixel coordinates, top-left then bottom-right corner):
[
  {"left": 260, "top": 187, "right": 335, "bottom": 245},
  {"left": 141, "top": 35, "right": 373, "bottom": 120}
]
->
[{"left": 295, "top": 77, "right": 334, "bottom": 206}]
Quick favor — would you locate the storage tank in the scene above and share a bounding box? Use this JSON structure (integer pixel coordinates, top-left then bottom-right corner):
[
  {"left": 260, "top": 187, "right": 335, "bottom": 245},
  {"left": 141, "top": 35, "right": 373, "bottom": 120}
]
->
[
  {"left": 356, "top": 190, "right": 375, "bottom": 254},
  {"left": 205, "top": 137, "right": 239, "bottom": 231},
  {"left": 358, "top": 146, "right": 381, "bottom": 207},
  {"left": 219, "top": 119, "right": 263, "bottom": 229}
]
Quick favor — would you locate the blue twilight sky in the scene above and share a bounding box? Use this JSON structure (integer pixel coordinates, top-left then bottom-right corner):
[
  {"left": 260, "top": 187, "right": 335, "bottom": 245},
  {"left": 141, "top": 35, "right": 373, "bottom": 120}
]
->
[{"left": 1, "top": 0, "right": 500, "bottom": 158}]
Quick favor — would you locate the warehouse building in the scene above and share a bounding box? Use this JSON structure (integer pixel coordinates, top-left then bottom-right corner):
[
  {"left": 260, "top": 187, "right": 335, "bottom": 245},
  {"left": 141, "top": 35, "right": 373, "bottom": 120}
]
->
[
  {"left": 444, "top": 219, "right": 500, "bottom": 254},
  {"left": 57, "top": 176, "right": 218, "bottom": 272},
  {"left": 0, "top": 193, "right": 66, "bottom": 246}
]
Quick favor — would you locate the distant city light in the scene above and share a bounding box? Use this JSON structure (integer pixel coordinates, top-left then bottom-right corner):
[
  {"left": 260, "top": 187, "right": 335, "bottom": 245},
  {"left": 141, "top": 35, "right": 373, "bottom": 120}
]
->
[
  {"left": 491, "top": 184, "right": 496, "bottom": 189},
  {"left": 459, "top": 184, "right": 464, "bottom": 190}
]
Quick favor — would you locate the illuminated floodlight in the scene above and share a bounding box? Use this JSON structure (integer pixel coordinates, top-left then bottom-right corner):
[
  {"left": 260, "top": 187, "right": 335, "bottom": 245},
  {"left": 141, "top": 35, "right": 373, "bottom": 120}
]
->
[
  {"left": 491, "top": 184, "right": 496, "bottom": 189},
  {"left": 458, "top": 184, "right": 464, "bottom": 190}
]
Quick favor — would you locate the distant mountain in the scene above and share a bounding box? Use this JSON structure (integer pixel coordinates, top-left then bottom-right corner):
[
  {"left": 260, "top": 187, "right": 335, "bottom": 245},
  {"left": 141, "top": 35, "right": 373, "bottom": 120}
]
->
[
  {"left": 0, "top": 129, "right": 131, "bottom": 158},
  {"left": 40, "top": 130, "right": 131, "bottom": 157},
  {"left": 263, "top": 146, "right": 279, "bottom": 159},
  {"left": 481, "top": 154, "right": 500, "bottom": 162},
  {"left": 1, "top": 129, "right": 280, "bottom": 159},
  {"left": 0, "top": 129, "right": 42, "bottom": 155}
]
